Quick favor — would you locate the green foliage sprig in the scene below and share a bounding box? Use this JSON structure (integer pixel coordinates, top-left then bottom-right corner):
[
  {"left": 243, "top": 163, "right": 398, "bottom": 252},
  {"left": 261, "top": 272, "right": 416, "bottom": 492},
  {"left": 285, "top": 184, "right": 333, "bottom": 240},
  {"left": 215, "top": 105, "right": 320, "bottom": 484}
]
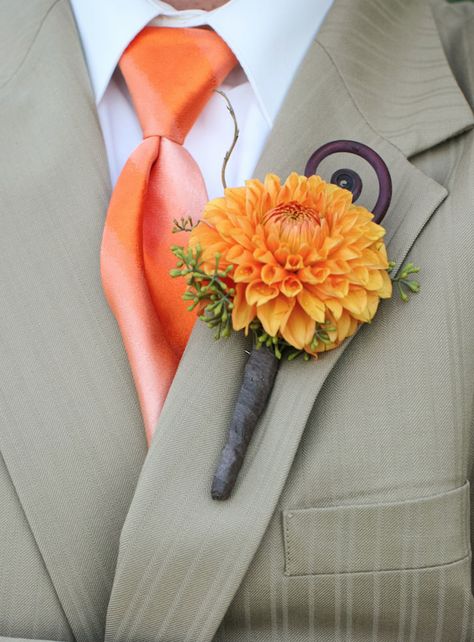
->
[
  {"left": 388, "top": 262, "right": 420, "bottom": 302},
  {"left": 170, "top": 245, "right": 235, "bottom": 340}
]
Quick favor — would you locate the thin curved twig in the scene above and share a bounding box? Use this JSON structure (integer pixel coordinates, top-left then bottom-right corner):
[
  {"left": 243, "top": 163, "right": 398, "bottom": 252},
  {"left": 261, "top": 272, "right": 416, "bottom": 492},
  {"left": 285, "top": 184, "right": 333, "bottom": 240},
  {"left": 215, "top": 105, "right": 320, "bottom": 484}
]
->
[{"left": 215, "top": 89, "right": 240, "bottom": 190}]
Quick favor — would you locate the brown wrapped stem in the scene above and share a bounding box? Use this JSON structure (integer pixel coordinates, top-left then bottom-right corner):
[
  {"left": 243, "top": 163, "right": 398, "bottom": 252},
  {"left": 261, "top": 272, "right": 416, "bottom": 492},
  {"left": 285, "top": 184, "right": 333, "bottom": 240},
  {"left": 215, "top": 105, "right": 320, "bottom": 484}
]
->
[{"left": 211, "top": 346, "right": 280, "bottom": 500}]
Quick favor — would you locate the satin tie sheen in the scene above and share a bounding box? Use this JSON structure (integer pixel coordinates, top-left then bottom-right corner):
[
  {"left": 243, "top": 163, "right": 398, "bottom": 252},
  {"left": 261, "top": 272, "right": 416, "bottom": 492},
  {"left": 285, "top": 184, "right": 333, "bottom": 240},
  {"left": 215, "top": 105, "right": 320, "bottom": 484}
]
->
[{"left": 101, "top": 27, "right": 237, "bottom": 444}]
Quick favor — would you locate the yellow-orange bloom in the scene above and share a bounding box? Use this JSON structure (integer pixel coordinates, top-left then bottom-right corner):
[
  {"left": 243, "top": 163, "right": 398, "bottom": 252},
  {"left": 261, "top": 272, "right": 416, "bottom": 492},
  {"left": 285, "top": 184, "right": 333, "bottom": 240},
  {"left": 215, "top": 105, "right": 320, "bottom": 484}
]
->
[{"left": 189, "top": 173, "right": 392, "bottom": 354}]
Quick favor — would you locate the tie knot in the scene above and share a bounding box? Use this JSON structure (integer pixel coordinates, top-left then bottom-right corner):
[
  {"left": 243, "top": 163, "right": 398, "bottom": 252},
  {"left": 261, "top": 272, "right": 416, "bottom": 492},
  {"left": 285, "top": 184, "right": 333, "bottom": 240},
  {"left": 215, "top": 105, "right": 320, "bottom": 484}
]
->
[{"left": 119, "top": 27, "right": 237, "bottom": 144}]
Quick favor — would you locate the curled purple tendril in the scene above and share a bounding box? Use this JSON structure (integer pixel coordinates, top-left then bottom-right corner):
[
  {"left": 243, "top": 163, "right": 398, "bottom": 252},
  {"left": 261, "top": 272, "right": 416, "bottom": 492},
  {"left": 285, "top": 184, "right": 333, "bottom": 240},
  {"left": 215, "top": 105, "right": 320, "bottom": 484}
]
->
[{"left": 304, "top": 140, "right": 392, "bottom": 223}]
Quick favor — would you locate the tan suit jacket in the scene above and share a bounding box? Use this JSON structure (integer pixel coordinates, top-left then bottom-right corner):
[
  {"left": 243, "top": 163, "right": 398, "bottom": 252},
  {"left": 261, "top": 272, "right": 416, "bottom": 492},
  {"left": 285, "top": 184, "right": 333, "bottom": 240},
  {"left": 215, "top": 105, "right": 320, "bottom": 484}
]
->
[{"left": 1, "top": 0, "right": 474, "bottom": 640}]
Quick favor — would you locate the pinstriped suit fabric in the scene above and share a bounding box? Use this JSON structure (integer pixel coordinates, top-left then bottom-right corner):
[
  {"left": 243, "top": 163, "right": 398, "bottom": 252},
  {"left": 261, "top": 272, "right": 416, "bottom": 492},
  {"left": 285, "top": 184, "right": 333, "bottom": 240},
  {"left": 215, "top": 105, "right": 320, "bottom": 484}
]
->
[
  {"left": 212, "top": 11, "right": 474, "bottom": 638},
  {"left": 1, "top": 0, "right": 474, "bottom": 640},
  {"left": 0, "top": 453, "right": 73, "bottom": 641},
  {"left": 213, "top": 5, "right": 474, "bottom": 640},
  {"left": 0, "top": 1, "right": 146, "bottom": 640}
]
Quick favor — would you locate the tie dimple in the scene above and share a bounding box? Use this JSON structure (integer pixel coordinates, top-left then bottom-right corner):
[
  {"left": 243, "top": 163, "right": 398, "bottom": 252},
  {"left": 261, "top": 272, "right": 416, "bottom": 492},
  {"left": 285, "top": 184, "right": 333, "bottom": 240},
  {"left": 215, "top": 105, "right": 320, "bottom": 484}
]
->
[{"left": 101, "top": 27, "right": 237, "bottom": 444}]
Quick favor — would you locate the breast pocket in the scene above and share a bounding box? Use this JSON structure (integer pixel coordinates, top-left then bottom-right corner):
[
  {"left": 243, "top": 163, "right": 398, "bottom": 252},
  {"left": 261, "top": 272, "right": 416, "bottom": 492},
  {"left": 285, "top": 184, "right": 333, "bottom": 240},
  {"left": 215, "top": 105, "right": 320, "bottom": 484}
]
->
[{"left": 283, "top": 482, "right": 470, "bottom": 576}]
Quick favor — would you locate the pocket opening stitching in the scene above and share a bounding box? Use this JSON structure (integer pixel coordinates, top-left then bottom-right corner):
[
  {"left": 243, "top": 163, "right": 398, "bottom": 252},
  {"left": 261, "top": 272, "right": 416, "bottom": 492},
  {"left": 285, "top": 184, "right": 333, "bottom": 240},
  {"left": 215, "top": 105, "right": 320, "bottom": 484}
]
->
[{"left": 284, "top": 551, "right": 472, "bottom": 578}]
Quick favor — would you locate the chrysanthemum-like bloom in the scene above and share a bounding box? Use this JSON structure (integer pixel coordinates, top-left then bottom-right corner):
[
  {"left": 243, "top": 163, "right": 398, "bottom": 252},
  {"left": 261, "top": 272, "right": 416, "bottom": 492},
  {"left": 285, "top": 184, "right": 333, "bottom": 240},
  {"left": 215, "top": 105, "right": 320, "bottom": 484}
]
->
[{"left": 189, "top": 173, "right": 392, "bottom": 354}]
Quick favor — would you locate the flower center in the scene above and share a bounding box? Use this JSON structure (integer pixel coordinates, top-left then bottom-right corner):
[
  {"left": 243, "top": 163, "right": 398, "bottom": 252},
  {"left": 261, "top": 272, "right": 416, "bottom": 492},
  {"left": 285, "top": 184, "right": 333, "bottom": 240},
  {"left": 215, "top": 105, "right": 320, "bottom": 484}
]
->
[
  {"left": 263, "top": 201, "right": 322, "bottom": 250},
  {"left": 263, "top": 201, "right": 321, "bottom": 226}
]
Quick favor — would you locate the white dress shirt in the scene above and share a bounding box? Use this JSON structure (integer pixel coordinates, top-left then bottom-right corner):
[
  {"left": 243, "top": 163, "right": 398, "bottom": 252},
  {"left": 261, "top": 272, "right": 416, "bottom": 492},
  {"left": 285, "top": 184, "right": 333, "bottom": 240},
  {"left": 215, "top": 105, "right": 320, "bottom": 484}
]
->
[{"left": 70, "top": 0, "right": 333, "bottom": 199}]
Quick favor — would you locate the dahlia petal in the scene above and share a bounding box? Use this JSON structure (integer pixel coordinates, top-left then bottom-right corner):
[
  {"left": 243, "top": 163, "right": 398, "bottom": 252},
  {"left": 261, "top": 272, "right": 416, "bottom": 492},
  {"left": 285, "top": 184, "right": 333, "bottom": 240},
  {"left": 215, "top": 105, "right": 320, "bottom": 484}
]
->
[
  {"left": 349, "top": 315, "right": 359, "bottom": 337},
  {"left": 295, "top": 243, "right": 311, "bottom": 261},
  {"left": 297, "top": 267, "right": 314, "bottom": 284},
  {"left": 316, "top": 278, "right": 349, "bottom": 299},
  {"left": 349, "top": 267, "right": 370, "bottom": 287},
  {"left": 266, "top": 232, "right": 280, "bottom": 253},
  {"left": 234, "top": 218, "right": 256, "bottom": 240},
  {"left": 362, "top": 247, "right": 388, "bottom": 268},
  {"left": 351, "top": 206, "right": 373, "bottom": 222},
  {"left": 246, "top": 281, "right": 279, "bottom": 306},
  {"left": 232, "top": 284, "right": 257, "bottom": 333},
  {"left": 190, "top": 223, "right": 222, "bottom": 247},
  {"left": 290, "top": 175, "right": 310, "bottom": 202},
  {"left": 298, "top": 266, "right": 330, "bottom": 284},
  {"left": 246, "top": 180, "right": 267, "bottom": 221},
  {"left": 297, "top": 288, "right": 326, "bottom": 323},
  {"left": 202, "top": 198, "right": 227, "bottom": 223},
  {"left": 326, "top": 318, "right": 339, "bottom": 344},
  {"left": 224, "top": 187, "right": 246, "bottom": 209},
  {"left": 341, "top": 289, "right": 368, "bottom": 315},
  {"left": 234, "top": 263, "right": 261, "bottom": 283},
  {"left": 320, "top": 235, "right": 343, "bottom": 258},
  {"left": 225, "top": 245, "right": 255, "bottom": 265},
  {"left": 378, "top": 270, "right": 393, "bottom": 298},
  {"left": 364, "top": 221, "right": 386, "bottom": 241},
  {"left": 337, "top": 310, "right": 351, "bottom": 343},
  {"left": 281, "top": 277, "right": 303, "bottom": 298},
  {"left": 325, "top": 298, "right": 343, "bottom": 321},
  {"left": 261, "top": 264, "right": 286, "bottom": 285},
  {"left": 281, "top": 303, "right": 316, "bottom": 350},
  {"left": 365, "top": 269, "right": 384, "bottom": 291},
  {"left": 257, "top": 295, "right": 294, "bottom": 337},
  {"left": 200, "top": 243, "right": 229, "bottom": 263},
  {"left": 334, "top": 245, "right": 362, "bottom": 261},
  {"left": 304, "top": 247, "right": 322, "bottom": 264},
  {"left": 367, "top": 293, "right": 380, "bottom": 320},
  {"left": 228, "top": 230, "right": 253, "bottom": 251},
  {"left": 350, "top": 307, "right": 372, "bottom": 323},
  {"left": 285, "top": 254, "right": 305, "bottom": 271},
  {"left": 325, "top": 260, "right": 351, "bottom": 275},
  {"left": 253, "top": 247, "right": 276, "bottom": 264},
  {"left": 376, "top": 242, "right": 389, "bottom": 265},
  {"left": 307, "top": 174, "right": 323, "bottom": 192},
  {"left": 263, "top": 174, "right": 282, "bottom": 201},
  {"left": 339, "top": 215, "right": 360, "bottom": 234}
]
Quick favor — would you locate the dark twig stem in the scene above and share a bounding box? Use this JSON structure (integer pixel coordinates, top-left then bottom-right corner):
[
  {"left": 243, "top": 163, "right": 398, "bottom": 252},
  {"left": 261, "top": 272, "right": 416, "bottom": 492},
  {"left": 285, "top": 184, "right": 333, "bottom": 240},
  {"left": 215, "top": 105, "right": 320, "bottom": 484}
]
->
[
  {"left": 304, "top": 140, "right": 392, "bottom": 223},
  {"left": 216, "top": 89, "right": 240, "bottom": 190},
  {"left": 211, "top": 346, "right": 280, "bottom": 500}
]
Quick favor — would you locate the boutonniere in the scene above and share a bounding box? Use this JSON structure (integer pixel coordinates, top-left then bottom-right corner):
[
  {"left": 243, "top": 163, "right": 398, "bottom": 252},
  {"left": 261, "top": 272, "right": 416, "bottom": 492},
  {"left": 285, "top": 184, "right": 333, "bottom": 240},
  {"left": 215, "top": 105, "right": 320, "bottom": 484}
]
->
[{"left": 171, "top": 96, "right": 420, "bottom": 501}]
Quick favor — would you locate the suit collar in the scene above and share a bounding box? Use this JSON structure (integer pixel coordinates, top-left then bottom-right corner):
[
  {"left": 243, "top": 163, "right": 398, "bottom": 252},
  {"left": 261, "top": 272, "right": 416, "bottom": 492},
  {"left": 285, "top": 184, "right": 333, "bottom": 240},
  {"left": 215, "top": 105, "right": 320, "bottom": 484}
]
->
[{"left": 317, "top": 0, "right": 474, "bottom": 157}]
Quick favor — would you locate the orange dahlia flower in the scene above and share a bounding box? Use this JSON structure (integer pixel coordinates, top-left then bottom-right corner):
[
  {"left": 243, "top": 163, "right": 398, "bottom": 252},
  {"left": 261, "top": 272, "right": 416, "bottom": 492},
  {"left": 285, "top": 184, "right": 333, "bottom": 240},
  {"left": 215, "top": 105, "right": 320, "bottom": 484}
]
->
[{"left": 189, "top": 173, "right": 392, "bottom": 354}]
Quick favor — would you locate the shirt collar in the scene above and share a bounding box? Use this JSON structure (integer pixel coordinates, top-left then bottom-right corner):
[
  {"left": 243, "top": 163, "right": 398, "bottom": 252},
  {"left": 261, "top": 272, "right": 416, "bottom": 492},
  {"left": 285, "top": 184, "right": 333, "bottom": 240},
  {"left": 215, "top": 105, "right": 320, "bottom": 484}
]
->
[{"left": 70, "top": 0, "right": 333, "bottom": 126}]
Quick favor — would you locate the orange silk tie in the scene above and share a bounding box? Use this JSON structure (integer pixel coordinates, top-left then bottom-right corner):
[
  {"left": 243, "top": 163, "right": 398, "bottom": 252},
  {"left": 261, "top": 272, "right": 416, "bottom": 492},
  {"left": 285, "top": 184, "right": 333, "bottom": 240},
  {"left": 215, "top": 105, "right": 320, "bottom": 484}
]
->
[{"left": 101, "top": 27, "right": 237, "bottom": 444}]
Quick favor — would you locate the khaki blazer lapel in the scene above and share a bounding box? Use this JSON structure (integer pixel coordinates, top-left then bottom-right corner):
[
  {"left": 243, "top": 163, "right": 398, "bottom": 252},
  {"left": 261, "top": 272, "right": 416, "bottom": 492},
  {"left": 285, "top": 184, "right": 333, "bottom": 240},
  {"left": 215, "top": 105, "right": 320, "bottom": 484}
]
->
[
  {"left": 0, "top": 1, "right": 146, "bottom": 640},
  {"left": 105, "top": 1, "right": 474, "bottom": 640}
]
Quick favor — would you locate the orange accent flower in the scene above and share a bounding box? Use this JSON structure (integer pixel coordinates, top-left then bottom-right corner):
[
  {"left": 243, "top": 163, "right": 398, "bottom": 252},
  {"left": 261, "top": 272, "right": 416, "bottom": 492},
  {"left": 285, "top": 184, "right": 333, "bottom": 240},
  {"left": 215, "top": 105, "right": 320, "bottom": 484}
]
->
[{"left": 189, "top": 173, "right": 392, "bottom": 354}]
